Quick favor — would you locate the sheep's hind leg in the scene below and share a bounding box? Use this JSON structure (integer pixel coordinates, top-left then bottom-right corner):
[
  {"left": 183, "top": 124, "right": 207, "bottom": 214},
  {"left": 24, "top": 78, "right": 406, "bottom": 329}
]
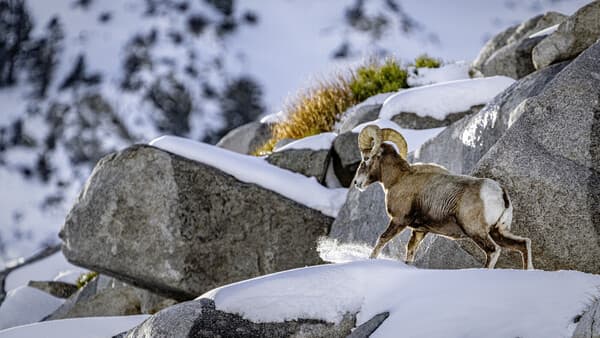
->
[
  {"left": 405, "top": 230, "right": 427, "bottom": 264},
  {"left": 370, "top": 221, "right": 407, "bottom": 259},
  {"left": 490, "top": 228, "right": 533, "bottom": 270},
  {"left": 470, "top": 234, "right": 501, "bottom": 269}
]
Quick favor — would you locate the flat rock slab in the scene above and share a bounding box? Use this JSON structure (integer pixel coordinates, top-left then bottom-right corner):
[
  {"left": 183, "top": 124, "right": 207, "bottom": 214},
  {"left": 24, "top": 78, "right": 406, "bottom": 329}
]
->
[
  {"left": 266, "top": 149, "right": 330, "bottom": 184},
  {"left": 60, "top": 145, "right": 333, "bottom": 300}
]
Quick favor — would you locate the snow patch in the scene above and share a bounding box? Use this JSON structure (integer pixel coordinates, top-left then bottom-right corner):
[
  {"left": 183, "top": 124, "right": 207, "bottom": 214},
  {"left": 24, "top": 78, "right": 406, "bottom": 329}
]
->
[
  {"left": 0, "top": 287, "right": 64, "bottom": 330},
  {"left": 317, "top": 238, "right": 394, "bottom": 264},
  {"left": 260, "top": 111, "right": 287, "bottom": 124},
  {"left": 529, "top": 24, "right": 560, "bottom": 38},
  {"left": 380, "top": 77, "right": 515, "bottom": 120},
  {"left": 201, "top": 259, "right": 600, "bottom": 338},
  {"left": 274, "top": 132, "right": 336, "bottom": 152},
  {"left": 149, "top": 136, "right": 347, "bottom": 217},
  {"left": 0, "top": 315, "right": 149, "bottom": 338},
  {"left": 460, "top": 108, "right": 499, "bottom": 147},
  {"left": 5, "top": 252, "right": 86, "bottom": 292},
  {"left": 407, "top": 61, "right": 470, "bottom": 87}
]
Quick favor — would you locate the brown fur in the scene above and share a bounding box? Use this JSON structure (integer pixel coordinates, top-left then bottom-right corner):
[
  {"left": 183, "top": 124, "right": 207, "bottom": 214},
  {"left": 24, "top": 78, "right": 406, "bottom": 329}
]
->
[{"left": 355, "top": 144, "right": 533, "bottom": 269}]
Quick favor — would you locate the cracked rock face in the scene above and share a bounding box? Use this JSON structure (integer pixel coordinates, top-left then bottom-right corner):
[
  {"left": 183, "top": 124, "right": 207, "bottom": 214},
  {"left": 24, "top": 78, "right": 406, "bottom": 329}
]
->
[
  {"left": 411, "top": 60, "right": 568, "bottom": 175},
  {"left": 60, "top": 145, "right": 332, "bottom": 300},
  {"left": 471, "top": 41, "right": 600, "bottom": 272},
  {"left": 572, "top": 299, "right": 600, "bottom": 338}
]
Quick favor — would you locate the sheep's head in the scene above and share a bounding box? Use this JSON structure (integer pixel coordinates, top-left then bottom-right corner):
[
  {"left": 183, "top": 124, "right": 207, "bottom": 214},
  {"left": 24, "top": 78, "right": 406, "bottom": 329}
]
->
[{"left": 353, "top": 125, "right": 408, "bottom": 190}]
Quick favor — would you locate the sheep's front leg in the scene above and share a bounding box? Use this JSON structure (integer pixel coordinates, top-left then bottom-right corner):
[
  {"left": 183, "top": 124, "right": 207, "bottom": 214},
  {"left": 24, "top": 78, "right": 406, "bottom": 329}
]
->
[
  {"left": 370, "top": 221, "right": 407, "bottom": 259},
  {"left": 405, "top": 230, "right": 427, "bottom": 264}
]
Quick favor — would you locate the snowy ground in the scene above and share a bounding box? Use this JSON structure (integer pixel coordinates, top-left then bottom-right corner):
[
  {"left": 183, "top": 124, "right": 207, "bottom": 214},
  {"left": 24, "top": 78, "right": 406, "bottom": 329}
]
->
[
  {"left": 0, "top": 251, "right": 85, "bottom": 330},
  {"left": 203, "top": 241, "right": 600, "bottom": 338},
  {"left": 0, "top": 315, "right": 149, "bottom": 338},
  {"left": 407, "top": 61, "right": 470, "bottom": 87}
]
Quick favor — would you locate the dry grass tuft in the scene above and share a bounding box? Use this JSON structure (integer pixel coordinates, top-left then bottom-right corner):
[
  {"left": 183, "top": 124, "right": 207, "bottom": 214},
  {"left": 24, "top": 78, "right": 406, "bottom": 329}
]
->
[
  {"left": 254, "top": 74, "right": 355, "bottom": 155},
  {"left": 253, "top": 57, "right": 437, "bottom": 155}
]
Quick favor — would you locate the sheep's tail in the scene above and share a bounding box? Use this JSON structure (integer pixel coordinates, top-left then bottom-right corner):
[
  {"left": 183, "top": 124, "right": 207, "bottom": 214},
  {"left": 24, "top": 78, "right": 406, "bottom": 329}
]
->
[{"left": 496, "top": 187, "right": 513, "bottom": 231}]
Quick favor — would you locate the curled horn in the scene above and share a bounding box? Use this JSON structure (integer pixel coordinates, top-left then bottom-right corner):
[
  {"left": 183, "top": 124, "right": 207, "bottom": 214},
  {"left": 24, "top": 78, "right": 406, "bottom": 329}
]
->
[
  {"left": 358, "top": 125, "right": 382, "bottom": 159},
  {"left": 382, "top": 128, "right": 408, "bottom": 160}
]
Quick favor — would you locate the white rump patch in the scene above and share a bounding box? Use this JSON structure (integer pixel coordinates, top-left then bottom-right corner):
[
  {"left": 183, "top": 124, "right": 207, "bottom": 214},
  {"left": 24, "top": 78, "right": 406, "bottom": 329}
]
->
[{"left": 480, "top": 179, "right": 505, "bottom": 226}]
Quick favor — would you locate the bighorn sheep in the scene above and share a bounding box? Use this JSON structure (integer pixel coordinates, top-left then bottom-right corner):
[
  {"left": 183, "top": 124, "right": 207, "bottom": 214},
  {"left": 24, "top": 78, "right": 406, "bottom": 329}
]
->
[{"left": 354, "top": 125, "right": 533, "bottom": 270}]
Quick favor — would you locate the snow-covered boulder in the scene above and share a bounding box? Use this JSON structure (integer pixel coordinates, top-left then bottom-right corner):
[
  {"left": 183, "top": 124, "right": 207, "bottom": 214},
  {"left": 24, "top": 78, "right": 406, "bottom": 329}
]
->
[
  {"left": 411, "top": 60, "right": 568, "bottom": 174},
  {"left": 216, "top": 121, "right": 272, "bottom": 155},
  {"left": 532, "top": 1, "right": 600, "bottom": 70},
  {"left": 125, "top": 260, "right": 600, "bottom": 338},
  {"left": 60, "top": 144, "right": 339, "bottom": 300},
  {"left": 123, "top": 298, "right": 357, "bottom": 338},
  {"left": 379, "top": 77, "right": 513, "bottom": 129},
  {"left": 471, "top": 40, "right": 600, "bottom": 273},
  {"left": 472, "top": 11, "right": 567, "bottom": 78}
]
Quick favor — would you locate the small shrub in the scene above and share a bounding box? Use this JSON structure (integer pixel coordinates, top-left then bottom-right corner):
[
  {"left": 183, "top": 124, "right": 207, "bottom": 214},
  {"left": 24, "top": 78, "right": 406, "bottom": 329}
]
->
[
  {"left": 76, "top": 271, "right": 98, "bottom": 289},
  {"left": 349, "top": 58, "right": 409, "bottom": 103},
  {"left": 413, "top": 54, "right": 441, "bottom": 68}
]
